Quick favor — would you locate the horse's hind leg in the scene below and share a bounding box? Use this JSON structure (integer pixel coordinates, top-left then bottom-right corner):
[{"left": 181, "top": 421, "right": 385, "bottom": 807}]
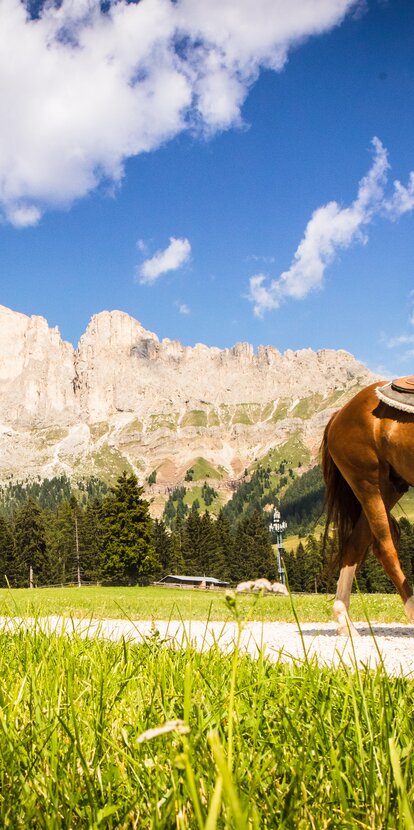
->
[
  {"left": 334, "top": 513, "right": 372, "bottom": 636},
  {"left": 356, "top": 485, "right": 414, "bottom": 623},
  {"left": 333, "top": 475, "right": 406, "bottom": 634}
]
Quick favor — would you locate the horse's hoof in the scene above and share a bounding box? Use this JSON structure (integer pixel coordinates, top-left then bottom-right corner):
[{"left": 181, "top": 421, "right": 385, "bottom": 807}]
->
[
  {"left": 333, "top": 600, "right": 360, "bottom": 637},
  {"left": 336, "top": 624, "right": 361, "bottom": 638}
]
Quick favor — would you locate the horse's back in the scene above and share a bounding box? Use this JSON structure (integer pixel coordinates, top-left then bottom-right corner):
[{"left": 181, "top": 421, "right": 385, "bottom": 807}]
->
[{"left": 327, "top": 381, "right": 414, "bottom": 487}]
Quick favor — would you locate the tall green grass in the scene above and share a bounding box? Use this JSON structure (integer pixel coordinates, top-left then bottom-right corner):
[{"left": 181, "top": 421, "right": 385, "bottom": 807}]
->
[
  {"left": 0, "top": 614, "right": 413, "bottom": 827},
  {"left": 0, "top": 586, "right": 408, "bottom": 623}
]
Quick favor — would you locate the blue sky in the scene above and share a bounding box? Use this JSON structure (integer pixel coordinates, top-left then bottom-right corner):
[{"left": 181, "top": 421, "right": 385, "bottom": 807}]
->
[{"left": 1, "top": 0, "right": 414, "bottom": 376}]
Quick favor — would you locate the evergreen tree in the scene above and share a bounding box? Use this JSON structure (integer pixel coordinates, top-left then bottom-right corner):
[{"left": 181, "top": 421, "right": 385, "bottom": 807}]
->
[
  {"left": 282, "top": 548, "right": 295, "bottom": 589},
  {"left": 214, "top": 510, "right": 233, "bottom": 581},
  {"left": 169, "top": 516, "right": 186, "bottom": 573},
  {"left": 45, "top": 498, "right": 77, "bottom": 584},
  {"left": 153, "top": 519, "right": 172, "bottom": 575},
  {"left": 295, "top": 541, "right": 308, "bottom": 591},
  {"left": 318, "top": 533, "right": 338, "bottom": 593},
  {"left": 357, "top": 525, "right": 408, "bottom": 594},
  {"left": 303, "top": 534, "right": 323, "bottom": 592},
  {"left": 201, "top": 483, "right": 218, "bottom": 507},
  {"left": 79, "top": 497, "right": 102, "bottom": 582},
  {"left": 199, "top": 511, "right": 223, "bottom": 576},
  {"left": 231, "top": 511, "right": 276, "bottom": 582},
  {"left": 182, "top": 511, "right": 204, "bottom": 574},
  {"left": 359, "top": 548, "right": 394, "bottom": 593},
  {"left": 0, "top": 514, "right": 15, "bottom": 587},
  {"left": 0, "top": 475, "right": 109, "bottom": 519},
  {"left": 397, "top": 518, "right": 414, "bottom": 586},
  {"left": 100, "top": 472, "right": 159, "bottom": 584},
  {"left": 163, "top": 497, "right": 176, "bottom": 525},
  {"left": 13, "top": 497, "right": 51, "bottom": 586},
  {"left": 284, "top": 542, "right": 306, "bottom": 591}
]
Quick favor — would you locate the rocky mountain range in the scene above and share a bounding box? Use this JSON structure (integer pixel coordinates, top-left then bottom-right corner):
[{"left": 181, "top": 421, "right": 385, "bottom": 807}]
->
[{"left": 0, "top": 304, "right": 376, "bottom": 513}]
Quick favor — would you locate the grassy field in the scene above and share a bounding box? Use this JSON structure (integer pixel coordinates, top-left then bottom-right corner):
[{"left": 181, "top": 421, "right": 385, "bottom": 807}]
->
[
  {"left": 0, "top": 585, "right": 409, "bottom": 624},
  {"left": 0, "top": 613, "right": 413, "bottom": 827},
  {"left": 395, "top": 489, "right": 414, "bottom": 522}
]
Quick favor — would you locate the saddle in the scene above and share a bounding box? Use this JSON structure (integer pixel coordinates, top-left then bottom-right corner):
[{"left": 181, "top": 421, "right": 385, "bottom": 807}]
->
[{"left": 376, "top": 375, "right": 414, "bottom": 412}]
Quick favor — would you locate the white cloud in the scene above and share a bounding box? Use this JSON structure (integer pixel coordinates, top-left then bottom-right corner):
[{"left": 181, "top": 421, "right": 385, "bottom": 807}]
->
[
  {"left": 386, "top": 334, "right": 414, "bottom": 349},
  {"left": 248, "top": 137, "right": 390, "bottom": 316},
  {"left": 138, "top": 237, "right": 191, "bottom": 284},
  {"left": 247, "top": 254, "right": 276, "bottom": 264},
  {"left": 5, "top": 203, "right": 42, "bottom": 228},
  {"left": 0, "top": 0, "right": 358, "bottom": 225},
  {"left": 137, "top": 239, "right": 148, "bottom": 254},
  {"left": 177, "top": 302, "right": 190, "bottom": 315},
  {"left": 384, "top": 173, "right": 414, "bottom": 218}
]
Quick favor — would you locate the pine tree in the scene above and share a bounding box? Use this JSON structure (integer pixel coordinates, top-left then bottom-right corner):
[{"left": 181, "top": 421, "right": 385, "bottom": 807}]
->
[
  {"left": 398, "top": 518, "right": 414, "bottom": 586},
  {"left": 318, "top": 533, "right": 338, "bottom": 593},
  {"left": 359, "top": 550, "right": 393, "bottom": 593},
  {"left": 100, "top": 472, "right": 159, "bottom": 584},
  {"left": 0, "top": 514, "right": 15, "bottom": 587},
  {"left": 169, "top": 516, "right": 186, "bottom": 573},
  {"left": 45, "top": 498, "right": 78, "bottom": 584},
  {"left": 81, "top": 497, "right": 103, "bottom": 581},
  {"left": 153, "top": 519, "right": 173, "bottom": 575},
  {"left": 199, "top": 511, "right": 223, "bottom": 576},
  {"left": 13, "top": 497, "right": 51, "bottom": 587},
  {"left": 182, "top": 512, "right": 204, "bottom": 574},
  {"left": 284, "top": 542, "right": 306, "bottom": 591},
  {"left": 294, "top": 541, "right": 307, "bottom": 591},
  {"left": 303, "top": 534, "right": 323, "bottom": 592},
  {"left": 231, "top": 511, "right": 276, "bottom": 582},
  {"left": 214, "top": 510, "right": 233, "bottom": 581}
]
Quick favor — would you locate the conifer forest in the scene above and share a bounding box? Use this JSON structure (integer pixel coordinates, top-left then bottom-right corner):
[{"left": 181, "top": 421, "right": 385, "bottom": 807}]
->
[{"left": 0, "top": 467, "right": 413, "bottom": 592}]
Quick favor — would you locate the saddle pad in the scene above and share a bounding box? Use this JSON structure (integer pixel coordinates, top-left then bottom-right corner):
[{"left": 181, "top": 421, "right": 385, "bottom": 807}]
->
[{"left": 376, "top": 380, "right": 414, "bottom": 413}]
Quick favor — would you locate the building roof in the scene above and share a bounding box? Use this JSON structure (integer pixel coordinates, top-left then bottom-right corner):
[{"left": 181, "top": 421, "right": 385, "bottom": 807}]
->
[{"left": 156, "top": 574, "right": 229, "bottom": 585}]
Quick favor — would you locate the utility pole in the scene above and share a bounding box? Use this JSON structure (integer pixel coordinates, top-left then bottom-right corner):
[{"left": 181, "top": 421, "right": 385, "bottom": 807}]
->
[
  {"left": 269, "top": 506, "right": 287, "bottom": 584},
  {"left": 29, "top": 563, "right": 33, "bottom": 589}
]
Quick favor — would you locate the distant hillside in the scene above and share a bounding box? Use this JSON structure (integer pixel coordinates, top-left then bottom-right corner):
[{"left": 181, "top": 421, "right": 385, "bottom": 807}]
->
[{"left": 282, "top": 466, "right": 325, "bottom": 533}]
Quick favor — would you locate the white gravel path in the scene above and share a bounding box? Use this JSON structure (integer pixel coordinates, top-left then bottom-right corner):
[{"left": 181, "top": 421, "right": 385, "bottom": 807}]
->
[{"left": 1, "top": 616, "right": 414, "bottom": 677}]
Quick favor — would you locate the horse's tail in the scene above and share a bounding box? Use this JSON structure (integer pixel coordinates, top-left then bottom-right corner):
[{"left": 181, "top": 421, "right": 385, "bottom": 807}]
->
[{"left": 320, "top": 413, "right": 361, "bottom": 566}]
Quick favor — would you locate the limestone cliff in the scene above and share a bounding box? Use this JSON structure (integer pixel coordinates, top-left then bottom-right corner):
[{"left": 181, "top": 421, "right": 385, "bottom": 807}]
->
[
  {"left": 74, "top": 309, "right": 369, "bottom": 420},
  {"left": 0, "top": 304, "right": 77, "bottom": 427},
  {"left": 0, "top": 304, "right": 376, "bottom": 504}
]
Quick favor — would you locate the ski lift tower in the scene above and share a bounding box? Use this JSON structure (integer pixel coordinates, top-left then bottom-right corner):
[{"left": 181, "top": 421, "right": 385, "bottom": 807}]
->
[{"left": 269, "top": 506, "right": 287, "bottom": 585}]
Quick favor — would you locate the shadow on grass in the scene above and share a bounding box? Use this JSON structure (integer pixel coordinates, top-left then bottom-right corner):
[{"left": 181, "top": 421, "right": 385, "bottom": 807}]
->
[{"left": 299, "top": 623, "right": 414, "bottom": 638}]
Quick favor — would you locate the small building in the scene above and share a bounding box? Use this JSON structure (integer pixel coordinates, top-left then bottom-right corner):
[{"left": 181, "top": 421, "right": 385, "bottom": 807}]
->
[{"left": 154, "top": 574, "right": 229, "bottom": 589}]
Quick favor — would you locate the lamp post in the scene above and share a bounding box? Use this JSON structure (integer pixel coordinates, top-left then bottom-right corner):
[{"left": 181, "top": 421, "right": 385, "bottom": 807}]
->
[{"left": 269, "top": 507, "right": 287, "bottom": 584}]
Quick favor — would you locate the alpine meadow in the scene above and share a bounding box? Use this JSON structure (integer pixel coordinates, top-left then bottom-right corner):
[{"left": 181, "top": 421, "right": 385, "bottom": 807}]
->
[{"left": 2, "top": 0, "right": 414, "bottom": 827}]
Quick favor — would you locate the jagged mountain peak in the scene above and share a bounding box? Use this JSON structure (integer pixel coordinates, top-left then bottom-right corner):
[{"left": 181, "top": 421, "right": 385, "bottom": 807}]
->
[
  {"left": 79, "top": 309, "right": 159, "bottom": 348},
  {"left": 0, "top": 304, "right": 377, "bottom": 507}
]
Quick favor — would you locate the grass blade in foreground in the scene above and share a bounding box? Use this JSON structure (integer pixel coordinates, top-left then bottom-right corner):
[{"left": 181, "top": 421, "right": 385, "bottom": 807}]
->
[{"left": 0, "top": 610, "right": 413, "bottom": 827}]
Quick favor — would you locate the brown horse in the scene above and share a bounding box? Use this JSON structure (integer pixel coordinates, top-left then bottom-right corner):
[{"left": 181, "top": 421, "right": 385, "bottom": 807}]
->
[{"left": 321, "top": 380, "right": 414, "bottom": 634}]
